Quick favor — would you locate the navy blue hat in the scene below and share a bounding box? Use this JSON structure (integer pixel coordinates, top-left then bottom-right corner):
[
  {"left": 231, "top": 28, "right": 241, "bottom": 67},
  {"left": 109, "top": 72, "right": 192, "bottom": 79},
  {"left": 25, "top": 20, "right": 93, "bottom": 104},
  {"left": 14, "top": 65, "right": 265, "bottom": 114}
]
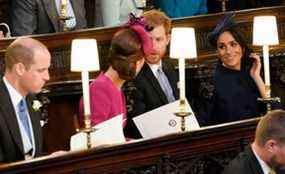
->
[{"left": 208, "top": 12, "right": 237, "bottom": 47}]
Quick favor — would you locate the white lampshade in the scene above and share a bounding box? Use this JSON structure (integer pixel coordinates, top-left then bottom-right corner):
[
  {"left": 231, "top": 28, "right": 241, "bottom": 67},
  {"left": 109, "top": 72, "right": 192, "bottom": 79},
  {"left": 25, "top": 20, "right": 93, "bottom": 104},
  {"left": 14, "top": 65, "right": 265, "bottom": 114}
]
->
[
  {"left": 71, "top": 39, "right": 100, "bottom": 72},
  {"left": 253, "top": 16, "right": 279, "bottom": 46},
  {"left": 170, "top": 27, "right": 197, "bottom": 59}
]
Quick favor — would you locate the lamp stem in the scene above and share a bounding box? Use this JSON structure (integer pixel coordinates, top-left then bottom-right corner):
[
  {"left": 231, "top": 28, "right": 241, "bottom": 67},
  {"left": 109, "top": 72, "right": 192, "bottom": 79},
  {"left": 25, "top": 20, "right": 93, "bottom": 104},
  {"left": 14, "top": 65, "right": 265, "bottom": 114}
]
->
[
  {"left": 81, "top": 71, "right": 91, "bottom": 126},
  {"left": 262, "top": 45, "right": 270, "bottom": 86},
  {"left": 178, "top": 58, "right": 186, "bottom": 112},
  {"left": 81, "top": 71, "right": 93, "bottom": 149}
]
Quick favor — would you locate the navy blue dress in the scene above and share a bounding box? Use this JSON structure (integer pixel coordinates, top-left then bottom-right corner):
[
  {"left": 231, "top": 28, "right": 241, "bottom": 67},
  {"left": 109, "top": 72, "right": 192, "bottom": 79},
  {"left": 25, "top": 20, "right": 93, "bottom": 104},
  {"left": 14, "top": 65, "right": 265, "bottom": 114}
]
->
[{"left": 198, "top": 62, "right": 266, "bottom": 125}]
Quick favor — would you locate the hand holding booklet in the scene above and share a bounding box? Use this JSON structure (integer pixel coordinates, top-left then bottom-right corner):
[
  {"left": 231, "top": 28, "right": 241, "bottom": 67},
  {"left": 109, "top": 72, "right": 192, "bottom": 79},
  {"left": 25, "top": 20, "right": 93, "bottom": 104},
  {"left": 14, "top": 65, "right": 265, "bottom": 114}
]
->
[
  {"left": 70, "top": 114, "right": 125, "bottom": 151},
  {"left": 133, "top": 100, "right": 200, "bottom": 139}
]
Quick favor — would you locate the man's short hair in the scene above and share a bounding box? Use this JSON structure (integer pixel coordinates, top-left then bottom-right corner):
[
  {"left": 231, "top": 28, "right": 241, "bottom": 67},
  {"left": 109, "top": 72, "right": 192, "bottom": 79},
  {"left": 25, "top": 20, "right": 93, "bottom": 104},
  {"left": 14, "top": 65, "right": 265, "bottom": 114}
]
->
[
  {"left": 143, "top": 10, "right": 171, "bottom": 34},
  {"left": 255, "top": 110, "right": 285, "bottom": 146},
  {"left": 4, "top": 38, "right": 47, "bottom": 70}
]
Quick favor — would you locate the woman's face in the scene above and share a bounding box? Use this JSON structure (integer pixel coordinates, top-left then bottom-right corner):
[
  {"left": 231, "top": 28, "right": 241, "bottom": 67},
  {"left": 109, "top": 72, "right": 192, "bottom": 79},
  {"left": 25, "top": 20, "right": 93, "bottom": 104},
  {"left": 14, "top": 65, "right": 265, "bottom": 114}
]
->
[{"left": 217, "top": 31, "right": 243, "bottom": 70}]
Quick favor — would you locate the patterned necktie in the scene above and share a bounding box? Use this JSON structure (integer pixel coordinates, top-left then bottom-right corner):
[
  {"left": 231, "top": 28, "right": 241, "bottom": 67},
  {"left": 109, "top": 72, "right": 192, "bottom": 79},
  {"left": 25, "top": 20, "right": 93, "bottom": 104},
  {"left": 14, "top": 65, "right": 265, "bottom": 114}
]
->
[
  {"left": 156, "top": 67, "right": 175, "bottom": 102},
  {"left": 18, "top": 99, "right": 32, "bottom": 145},
  {"left": 64, "top": 0, "right": 76, "bottom": 29},
  {"left": 55, "top": 0, "right": 76, "bottom": 29}
]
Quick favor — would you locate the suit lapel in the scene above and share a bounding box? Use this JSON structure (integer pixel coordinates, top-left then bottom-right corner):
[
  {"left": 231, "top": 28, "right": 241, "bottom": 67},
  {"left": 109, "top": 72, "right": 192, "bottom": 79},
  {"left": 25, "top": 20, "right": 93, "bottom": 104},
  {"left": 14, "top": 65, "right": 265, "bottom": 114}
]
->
[
  {"left": 26, "top": 96, "right": 42, "bottom": 156},
  {"left": 247, "top": 146, "right": 264, "bottom": 174},
  {"left": 70, "top": 0, "right": 86, "bottom": 29},
  {"left": 142, "top": 64, "right": 168, "bottom": 104},
  {"left": 42, "top": 0, "right": 60, "bottom": 31},
  {"left": 0, "top": 80, "right": 25, "bottom": 155}
]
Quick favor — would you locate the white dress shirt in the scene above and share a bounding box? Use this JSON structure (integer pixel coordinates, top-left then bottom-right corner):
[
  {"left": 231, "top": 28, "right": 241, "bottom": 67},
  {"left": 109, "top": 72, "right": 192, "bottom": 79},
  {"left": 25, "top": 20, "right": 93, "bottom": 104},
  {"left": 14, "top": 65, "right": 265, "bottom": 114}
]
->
[
  {"left": 3, "top": 77, "right": 35, "bottom": 158},
  {"left": 252, "top": 146, "right": 271, "bottom": 174},
  {"left": 147, "top": 60, "right": 162, "bottom": 79}
]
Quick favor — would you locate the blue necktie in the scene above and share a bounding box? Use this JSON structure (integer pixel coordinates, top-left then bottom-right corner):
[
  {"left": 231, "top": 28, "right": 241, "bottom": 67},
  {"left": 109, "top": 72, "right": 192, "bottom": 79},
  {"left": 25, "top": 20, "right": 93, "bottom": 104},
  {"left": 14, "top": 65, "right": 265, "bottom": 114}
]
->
[
  {"left": 18, "top": 99, "right": 32, "bottom": 145},
  {"left": 156, "top": 67, "right": 176, "bottom": 102}
]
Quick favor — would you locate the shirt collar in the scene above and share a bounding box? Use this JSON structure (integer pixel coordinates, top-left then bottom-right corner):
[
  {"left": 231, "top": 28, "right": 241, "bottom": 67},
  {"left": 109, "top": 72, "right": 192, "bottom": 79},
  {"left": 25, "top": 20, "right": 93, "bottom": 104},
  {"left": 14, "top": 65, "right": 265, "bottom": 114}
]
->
[
  {"left": 252, "top": 145, "right": 271, "bottom": 174},
  {"left": 3, "top": 77, "right": 24, "bottom": 108},
  {"left": 147, "top": 60, "right": 162, "bottom": 78}
]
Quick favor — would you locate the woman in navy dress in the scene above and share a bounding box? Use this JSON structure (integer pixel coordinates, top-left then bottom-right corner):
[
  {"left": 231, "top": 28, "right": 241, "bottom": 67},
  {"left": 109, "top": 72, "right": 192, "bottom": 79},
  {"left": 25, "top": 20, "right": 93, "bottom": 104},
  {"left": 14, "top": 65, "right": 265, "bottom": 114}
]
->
[{"left": 198, "top": 13, "right": 266, "bottom": 126}]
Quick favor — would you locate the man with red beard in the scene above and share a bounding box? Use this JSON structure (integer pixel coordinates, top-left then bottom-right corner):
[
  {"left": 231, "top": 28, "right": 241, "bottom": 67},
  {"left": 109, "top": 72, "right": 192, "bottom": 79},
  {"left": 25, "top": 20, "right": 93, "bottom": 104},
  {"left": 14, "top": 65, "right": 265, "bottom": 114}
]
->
[
  {"left": 223, "top": 110, "right": 285, "bottom": 174},
  {"left": 124, "top": 10, "right": 179, "bottom": 139}
]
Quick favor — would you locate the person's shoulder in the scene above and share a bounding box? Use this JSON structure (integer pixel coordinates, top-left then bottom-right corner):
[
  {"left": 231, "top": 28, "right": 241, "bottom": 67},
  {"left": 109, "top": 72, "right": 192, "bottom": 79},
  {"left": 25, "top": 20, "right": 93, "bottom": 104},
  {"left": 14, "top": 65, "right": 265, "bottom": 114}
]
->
[
  {"left": 223, "top": 147, "right": 255, "bottom": 174},
  {"left": 89, "top": 76, "right": 112, "bottom": 94},
  {"left": 223, "top": 155, "right": 248, "bottom": 174},
  {"left": 134, "top": 64, "right": 149, "bottom": 81}
]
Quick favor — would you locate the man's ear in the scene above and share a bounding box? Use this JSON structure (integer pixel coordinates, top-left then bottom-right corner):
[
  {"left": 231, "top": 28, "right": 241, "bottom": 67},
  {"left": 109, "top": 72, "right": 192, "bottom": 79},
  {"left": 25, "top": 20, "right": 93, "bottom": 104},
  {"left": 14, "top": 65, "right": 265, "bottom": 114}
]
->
[
  {"left": 14, "top": 63, "right": 27, "bottom": 76},
  {"left": 265, "top": 139, "right": 278, "bottom": 154},
  {"left": 166, "top": 33, "right": 171, "bottom": 45}
]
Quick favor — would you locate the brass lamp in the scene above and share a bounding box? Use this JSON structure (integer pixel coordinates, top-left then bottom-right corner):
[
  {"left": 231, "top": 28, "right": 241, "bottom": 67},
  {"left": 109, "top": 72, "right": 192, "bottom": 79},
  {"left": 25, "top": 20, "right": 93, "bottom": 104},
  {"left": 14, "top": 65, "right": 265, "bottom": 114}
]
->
[
  {"left": 71, "top": 39, "right": 100, "bottom": 148},
  {"left": 253, "top": 16, "right": 281, "bottom": 111},
  {"left": 170, "top": 27, "right": 197, "bottom": 131}
]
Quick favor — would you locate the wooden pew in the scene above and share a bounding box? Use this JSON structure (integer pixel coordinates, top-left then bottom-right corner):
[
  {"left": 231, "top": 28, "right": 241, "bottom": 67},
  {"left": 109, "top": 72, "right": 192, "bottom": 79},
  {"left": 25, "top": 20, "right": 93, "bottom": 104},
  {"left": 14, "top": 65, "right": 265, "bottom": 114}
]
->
[
  {"left": 0, "top": 118, "right": 259, "bottom": 174},
  {"left": 0, "top": 6, "right": 284, "bottom": 153}
]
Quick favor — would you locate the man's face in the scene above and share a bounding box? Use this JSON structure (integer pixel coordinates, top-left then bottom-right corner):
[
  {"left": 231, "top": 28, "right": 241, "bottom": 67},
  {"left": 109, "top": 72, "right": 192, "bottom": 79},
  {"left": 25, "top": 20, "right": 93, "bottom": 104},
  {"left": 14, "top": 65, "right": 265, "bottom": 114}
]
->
[
  {"left": 270, "top": 142, "right": 285, "bottom": 168},
  {"left": 145, "top": 25, "right": 170, "bottom": 65},
  {"left": 20, "top": 49, "right": 51, "bottom": 94}
]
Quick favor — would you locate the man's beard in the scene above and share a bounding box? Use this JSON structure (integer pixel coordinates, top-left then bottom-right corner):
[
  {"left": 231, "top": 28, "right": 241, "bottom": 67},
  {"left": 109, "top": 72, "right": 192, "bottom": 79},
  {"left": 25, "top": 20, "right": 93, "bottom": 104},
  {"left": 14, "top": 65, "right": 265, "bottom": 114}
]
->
[{"left": 269, "top": 155, "right": 283, "bottom": 171}]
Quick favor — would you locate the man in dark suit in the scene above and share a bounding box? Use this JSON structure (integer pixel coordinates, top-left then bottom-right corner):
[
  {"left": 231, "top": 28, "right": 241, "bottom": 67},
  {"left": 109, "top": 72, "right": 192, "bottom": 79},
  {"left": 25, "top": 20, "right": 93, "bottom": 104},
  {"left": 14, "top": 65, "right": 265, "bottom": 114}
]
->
[
  {"left": 223, "top": 110, "right": 285, "bottom": 174},
  {"left": 0, "top": 38, "right": 51, "bottom": 163},
  {"left": 10, "top": 0, "right": 87, "bottom": 36},
  {"left": 124, "top": 10, "right": 179, "bottom": 139}
]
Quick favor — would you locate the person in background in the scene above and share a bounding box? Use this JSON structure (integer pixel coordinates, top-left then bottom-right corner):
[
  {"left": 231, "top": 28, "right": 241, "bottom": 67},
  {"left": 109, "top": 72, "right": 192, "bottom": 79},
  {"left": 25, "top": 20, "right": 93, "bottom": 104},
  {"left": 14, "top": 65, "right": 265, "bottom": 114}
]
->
[
  {"left": 197, "top": 13, "right": 267, "bottom": 126},
  {"left": 154, "top": 0, "right": 207, "bottom": 18},
  {"left": 207, "top": 0, "right": 253, "bottom": 13},
  {"left": 0, "top": 38, "right": 51, "bottom": 163},
  {"left": 95, "top": 0, "right": 144, "bottom": 27},
  {"left": 79, "top": 15, "right": 153, "bottom": 137},
  {"left": 10, "top": 0, "right": 86, "bottom": 36},
  {"left": 123, "top": 10, "right": 179, "bottom": 139},
  {"left": 223, "top": 109, "right": 285, "bottom": 174}
]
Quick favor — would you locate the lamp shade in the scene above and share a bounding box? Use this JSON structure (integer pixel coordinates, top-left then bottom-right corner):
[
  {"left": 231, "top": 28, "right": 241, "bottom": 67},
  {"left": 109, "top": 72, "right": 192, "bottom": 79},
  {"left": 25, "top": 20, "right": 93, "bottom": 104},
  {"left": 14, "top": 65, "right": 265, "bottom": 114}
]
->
[
  {"left": 253, "top": 16, "right": 279, "bottom": 46},
  {"left": 71, "top": 39, "right": 100, "bottom": 72},
  {"left": 170, "top": 27, "right": 197, "bottom": 59}
]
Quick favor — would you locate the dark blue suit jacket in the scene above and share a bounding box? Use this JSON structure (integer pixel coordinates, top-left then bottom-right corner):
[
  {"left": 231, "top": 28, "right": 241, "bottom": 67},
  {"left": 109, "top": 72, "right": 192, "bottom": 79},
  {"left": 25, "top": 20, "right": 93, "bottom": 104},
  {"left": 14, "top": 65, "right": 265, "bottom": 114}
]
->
[
  {"left": 0, "top": 79, "right": 43, "bottom": 163},
  {"left": 124, "top": 61, "right": 179, "bottom": 138}
]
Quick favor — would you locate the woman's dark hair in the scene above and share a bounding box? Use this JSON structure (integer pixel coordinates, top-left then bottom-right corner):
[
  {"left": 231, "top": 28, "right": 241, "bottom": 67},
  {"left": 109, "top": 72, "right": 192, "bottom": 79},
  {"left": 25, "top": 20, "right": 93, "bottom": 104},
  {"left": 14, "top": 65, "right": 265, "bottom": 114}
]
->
[
  {"left": 107, "top": 28, "right": 143, "bottom": 80},
  {"left": 208, "top": 12, "right": 253, "bottom": 70},
  {"left": 216, "top": 27, "right": 253, "bottom": 70}
]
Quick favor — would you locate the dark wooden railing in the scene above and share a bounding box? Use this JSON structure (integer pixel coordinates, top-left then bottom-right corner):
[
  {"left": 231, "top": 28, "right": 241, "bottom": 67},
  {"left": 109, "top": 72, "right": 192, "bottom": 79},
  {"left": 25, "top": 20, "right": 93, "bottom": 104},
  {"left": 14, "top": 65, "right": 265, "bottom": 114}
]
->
[{"left": 0, "top": 118, "right": 259, "bottom": 174}]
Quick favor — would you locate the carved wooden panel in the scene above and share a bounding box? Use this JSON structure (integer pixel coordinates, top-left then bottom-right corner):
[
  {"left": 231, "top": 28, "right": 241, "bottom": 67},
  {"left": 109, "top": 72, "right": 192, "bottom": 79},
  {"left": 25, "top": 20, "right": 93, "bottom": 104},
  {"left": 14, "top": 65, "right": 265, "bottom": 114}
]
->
[{"left": 0, "top": 118, "right": 259, "bottom": 174}]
